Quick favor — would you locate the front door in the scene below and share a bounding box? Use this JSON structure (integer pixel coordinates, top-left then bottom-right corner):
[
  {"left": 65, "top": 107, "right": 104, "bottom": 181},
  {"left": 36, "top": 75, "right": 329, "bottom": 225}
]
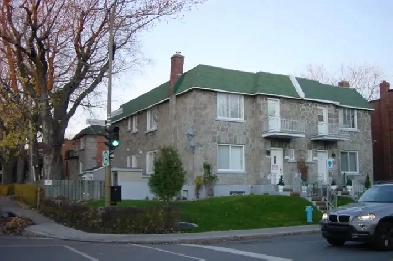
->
[
  {"left": 270, "top": 148, "right": 283, "bottom": 184},
  {"left": 268, "top": 99, "right": 281, "bottom": 132},
  {"left": 317, "top": 107, "right": 328, "bottom": 135},
  {"left": 317, "top": 151, "right": 328, "bottom": 184}
]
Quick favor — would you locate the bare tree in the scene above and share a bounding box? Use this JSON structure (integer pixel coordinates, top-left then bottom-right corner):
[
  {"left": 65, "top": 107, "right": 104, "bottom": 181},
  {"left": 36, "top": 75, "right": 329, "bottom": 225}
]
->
[
  {"left": 0, "top": 0, "right": 206, "bottom": 179},
  {"left": 300, "top": 63, "right": 386, "bottom": 101}
]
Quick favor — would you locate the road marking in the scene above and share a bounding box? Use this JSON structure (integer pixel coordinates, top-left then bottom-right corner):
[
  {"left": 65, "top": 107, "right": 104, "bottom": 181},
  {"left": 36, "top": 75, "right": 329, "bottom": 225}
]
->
[
  {"left": 182, "top": 244, "right": 293, "bottom": 261},
  {"left": 129, "top": 244, "right": 205, "bottom": 261},
  {"left": 63, "top": 245, "right": 99, "bottom": 261}
]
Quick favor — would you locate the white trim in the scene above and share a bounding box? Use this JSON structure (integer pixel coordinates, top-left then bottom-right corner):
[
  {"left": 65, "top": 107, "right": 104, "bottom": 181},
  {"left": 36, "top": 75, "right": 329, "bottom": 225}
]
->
[
  {"left": 287, "top": 148, "right": 295, "bottom": 160},
  {"left": 146, "top": 107, "right": 158, "bottom": 131},
  {"left": 340, "top": 150, "right": 359, "bottom": 174},
  {"left": 111, "top": 85, "right": 373, "bottom": 124},
  {"left": 126, "top": 155, "right": 131, "bottom": 167},
  {"left": 216, "top": 93, "right": 245, "bottom": 121},
  {"left": 131, "top": 154, "right": 137, "bottom": 168},
  {"left": 146, "top": 150, "right": 158, "bottom": 175},
  {"left": 339, "top": 108, "right": 358, "bottom": 130},
  {"left": 306, "top": 150, "right": 313, "bottom": 162},
  {"left": 289, "top": 75, "right": 305, "bottom": 99},
  {"left": 217, "top": 144, "right": 245, "bottom": 173}
]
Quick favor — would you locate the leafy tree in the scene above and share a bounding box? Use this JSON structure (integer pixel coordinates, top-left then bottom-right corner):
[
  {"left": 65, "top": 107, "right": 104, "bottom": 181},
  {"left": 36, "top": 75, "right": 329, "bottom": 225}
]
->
[
  {"left": 148, "top": 146, "right": 186, "bottom": 203},
  {"left": 0, "top": 0, "right": 206, "bottom": 179}
]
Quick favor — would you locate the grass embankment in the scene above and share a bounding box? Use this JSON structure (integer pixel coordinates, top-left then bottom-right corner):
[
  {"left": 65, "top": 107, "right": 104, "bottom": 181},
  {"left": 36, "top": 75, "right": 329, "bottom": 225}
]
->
[
  {"left": 337, "top": 196, "right": 354, "bottom": 207},
  {"left": 88, "top": 195, "right": 322, "bottom": 232}
]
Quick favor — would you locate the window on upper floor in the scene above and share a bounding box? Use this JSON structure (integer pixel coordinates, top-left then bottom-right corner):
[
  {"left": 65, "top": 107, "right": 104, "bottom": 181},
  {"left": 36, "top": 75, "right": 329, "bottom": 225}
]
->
[
  {"left": 287, "top": 149, "right": 295, "bottom": 161},
  {"left": 340, "top": 151, "right": 358, "bottom": 174},
  {"left": 217, "top": 144, "right": 244, "bottom": 172},
  {"left": 339, "top": 108, "right": 357, "bottom": 130},
  {"left": 147, "top": 107, "right": 158, "bottom": 131},
  {"left": 217, "top": 93, "right": 244, "bottom": 121},
  {"left": 79, "top": 161, "right": 83, "bottom": 173},
  {"left": 128, "top": 115, "right": 138, "bottom": 132},
  {"left": 146, "top": 150, "right": 158, "bottom": 175},
  {"left": 126, "top": 156, "right": 131, "bottom": 167},
  {"left": 131, "top": 154, "right": 137, "bottom": 168}
]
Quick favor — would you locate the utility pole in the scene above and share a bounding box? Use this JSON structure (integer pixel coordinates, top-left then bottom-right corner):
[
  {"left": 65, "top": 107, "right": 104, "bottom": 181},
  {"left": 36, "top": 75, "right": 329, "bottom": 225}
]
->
[{"left": 104, "top": 0, "right": 116, "bottom": 207}]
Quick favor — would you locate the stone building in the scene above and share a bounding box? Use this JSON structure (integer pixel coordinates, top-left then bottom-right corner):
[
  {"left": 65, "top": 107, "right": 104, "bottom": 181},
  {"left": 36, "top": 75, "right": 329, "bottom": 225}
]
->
[
  {"left": 65, "top": 125, "right": 107, "bottom": 179},
  {"left": 110, "top": 52, "right": 373, "bottom": 198}
]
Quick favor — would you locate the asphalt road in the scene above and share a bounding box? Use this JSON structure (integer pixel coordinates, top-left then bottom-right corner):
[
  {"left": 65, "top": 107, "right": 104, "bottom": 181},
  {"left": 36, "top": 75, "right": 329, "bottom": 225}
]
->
[{"left": 1, "top": 234, "right": 393, "bottom": 261}]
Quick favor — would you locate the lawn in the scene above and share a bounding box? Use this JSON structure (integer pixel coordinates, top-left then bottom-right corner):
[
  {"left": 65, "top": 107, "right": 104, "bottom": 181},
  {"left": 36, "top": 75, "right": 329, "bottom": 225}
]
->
[
  {"left": 337, "top": 196, "right": 354, "bottom": 207},
  {"left": 88, "top": 195, "right": 322, "bottom": 232}
]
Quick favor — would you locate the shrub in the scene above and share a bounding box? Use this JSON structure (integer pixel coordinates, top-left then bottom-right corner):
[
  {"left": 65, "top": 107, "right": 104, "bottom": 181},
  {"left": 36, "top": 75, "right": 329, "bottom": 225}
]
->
[
  {"left": 148, "top": 146, "right": 186, "bottom": 202},
  {"left": 39, "top": 198, "right": 180, "bottom": 234},
  {"left": 0, "top": 184, "right": 14, "bottom": 196},
  {"left": 14, "top": 184, "right": 44, "bottom": 208},
  {"left": 365, "top": 174, "right": 371, "bottom": 189}
]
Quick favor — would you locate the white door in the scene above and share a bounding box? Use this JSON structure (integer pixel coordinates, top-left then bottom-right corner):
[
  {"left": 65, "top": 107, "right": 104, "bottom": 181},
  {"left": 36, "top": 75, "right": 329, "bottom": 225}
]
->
[
  {"left": 270, "top": 149, "right": 283, "bottom": 184},
  {"left": 317, "top": 151, "right": 328, "bottom": 184},
  {"left": 268, "top": 99, "right": 281, "bottom": 131},
  {"left": 317, "top": 107, "right": 328, "bottom": 135}
]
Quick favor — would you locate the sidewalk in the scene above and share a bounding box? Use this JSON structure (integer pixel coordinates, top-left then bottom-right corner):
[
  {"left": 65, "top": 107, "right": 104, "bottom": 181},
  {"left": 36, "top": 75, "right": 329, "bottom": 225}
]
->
[{"left": 0, "top": 197, "right": 321, "bottom": 244}]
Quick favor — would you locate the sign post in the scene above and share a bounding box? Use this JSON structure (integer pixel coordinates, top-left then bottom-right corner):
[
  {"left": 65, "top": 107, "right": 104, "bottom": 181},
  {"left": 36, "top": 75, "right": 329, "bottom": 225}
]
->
[{"left": 327, "top": 159, "right": 334, "bottom": 170}]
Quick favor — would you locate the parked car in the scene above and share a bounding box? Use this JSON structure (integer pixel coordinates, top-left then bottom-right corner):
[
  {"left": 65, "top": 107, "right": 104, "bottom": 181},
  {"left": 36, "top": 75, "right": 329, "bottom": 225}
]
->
[{"left": 320, "top": 183, "right": 393, "bottom": 250}]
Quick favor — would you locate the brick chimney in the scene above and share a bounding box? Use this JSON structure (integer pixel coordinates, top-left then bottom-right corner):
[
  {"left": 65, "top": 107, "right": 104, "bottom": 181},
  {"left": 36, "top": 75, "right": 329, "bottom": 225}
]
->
[
  {"left": 338, "top": 80, "right": 350, "bottom": 87},
  {"left": 169, "top": 52, "right": 184, "bottom": 96},
  {"left": 380, "top": 80, "right": 390, "bottom": 98}
]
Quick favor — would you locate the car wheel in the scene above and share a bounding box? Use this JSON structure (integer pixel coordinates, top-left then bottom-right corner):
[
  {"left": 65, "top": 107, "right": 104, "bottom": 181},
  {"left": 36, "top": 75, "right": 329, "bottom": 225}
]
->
[
  {"left": 327, "top": 238, "right": 346, "bottom": 246},
  {"left": 374, "top": 222, "right": 393, "bottom": 251}
]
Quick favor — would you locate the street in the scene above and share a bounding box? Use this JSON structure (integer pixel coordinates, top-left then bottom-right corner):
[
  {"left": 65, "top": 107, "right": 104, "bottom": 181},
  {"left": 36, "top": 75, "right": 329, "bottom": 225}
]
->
[{"left": 0, "top": 234, "right": 392, "bottom": 261}]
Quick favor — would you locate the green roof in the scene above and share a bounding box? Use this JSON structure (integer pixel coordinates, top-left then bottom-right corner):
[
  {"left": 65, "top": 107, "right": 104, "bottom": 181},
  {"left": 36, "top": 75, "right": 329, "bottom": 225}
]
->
[
  {"left": 111, "top": 65, "right": 372, "bottom": 122},
  {"left": 296, "top": 77, "right": 373, "bottom": 109},
  {"left": 73, "top": 125, "right": 105, "bottom": 140}
]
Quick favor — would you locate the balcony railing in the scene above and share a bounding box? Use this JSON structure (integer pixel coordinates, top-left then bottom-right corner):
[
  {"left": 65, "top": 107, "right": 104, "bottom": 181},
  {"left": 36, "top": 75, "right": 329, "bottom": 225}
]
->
[
  {"left": 310, "top": 122, "right": 350, "bottom": 141},
  {"left": 262, "top": 117, "right": 306, "bottom": 138}
]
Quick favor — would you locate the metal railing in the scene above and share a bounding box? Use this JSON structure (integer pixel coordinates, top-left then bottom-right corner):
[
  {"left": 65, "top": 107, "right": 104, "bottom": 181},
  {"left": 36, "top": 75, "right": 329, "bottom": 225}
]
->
[
  {"left": 262, "top": 117, "right": 306, "bottom": 134},
  {"left": 310, "top": 122, "right": 350, "bottom": 139}
]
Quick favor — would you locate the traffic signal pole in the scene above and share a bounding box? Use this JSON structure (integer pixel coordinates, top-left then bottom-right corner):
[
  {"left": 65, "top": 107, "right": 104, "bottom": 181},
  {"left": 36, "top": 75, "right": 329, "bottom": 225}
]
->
[{"left": 105, "top": 1, "right": 116, "bottom": 208}]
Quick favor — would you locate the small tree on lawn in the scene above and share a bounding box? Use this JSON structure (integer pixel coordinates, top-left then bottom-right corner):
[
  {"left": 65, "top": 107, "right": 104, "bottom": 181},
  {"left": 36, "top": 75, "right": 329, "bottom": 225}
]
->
[{"left": 148, "top": 146, "right": 186, "bottom": 203}]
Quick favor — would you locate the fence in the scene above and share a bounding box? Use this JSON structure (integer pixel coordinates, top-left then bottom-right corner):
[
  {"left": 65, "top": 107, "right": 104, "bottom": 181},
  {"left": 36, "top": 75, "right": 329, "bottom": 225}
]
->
[{"left": 39, "top": 180, "right": 105, "bottom": 201}]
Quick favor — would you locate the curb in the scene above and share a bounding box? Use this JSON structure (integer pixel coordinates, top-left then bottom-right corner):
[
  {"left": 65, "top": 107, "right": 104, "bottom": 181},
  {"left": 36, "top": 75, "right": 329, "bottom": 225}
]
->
[{"left": 24, "top": 228, "right": 321, "bottom": 244}]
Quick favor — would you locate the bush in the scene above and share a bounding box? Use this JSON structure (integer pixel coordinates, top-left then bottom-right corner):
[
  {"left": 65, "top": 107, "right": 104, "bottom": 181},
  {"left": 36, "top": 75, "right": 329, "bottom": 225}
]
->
[
  {"left": 39, "top": 198, "right": 181, "bottom": 234},
  {"left": 0, "top": 185, "right": 14, "bottom": 196},
  {"left": 14, "top": 185, "right": 44, "bottom": 208}
]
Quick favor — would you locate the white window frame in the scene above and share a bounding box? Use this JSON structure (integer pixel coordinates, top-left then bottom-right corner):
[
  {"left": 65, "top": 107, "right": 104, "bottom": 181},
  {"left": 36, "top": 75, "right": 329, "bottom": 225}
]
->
[
  {"left": 340, "top": 151, "right": 359, "bottom": 174},
  {"left": 307, "top": 150, "right": 313, "bottom": 162},
  {"left": 146, "top": 150, "right": 158, "bottom": 175},
  {"left": 147, "top": 107, "right": 158, "bottom": 131},
  {"left": 127, "top": 118, "right": 132, "bottom": 130},
  {"left": 79, "top": 137, "right": 85, "bottom": 150},
  {"left": 79, "top": 162, "right": 83, "bottom": 174},
  {"left": 287, "top": 149, "right": 295, "bottom": 161},
  {"left": 131, "top": 154, "right": 137, "bottom": 168},
  {"left": 132, "top": 115, "right": 138, "bottom": 132},
  {"left": 216, "top": 93, "right": 244, "bottom": 121},
  {"left": 217, "top": 144, "right": 245, "bottom": 172},
  {"left": 339, "top": 108, "right": 358, "bottom": 130},
  {"left": 126, "top": 156, "right": 131, "bottom": 167}
]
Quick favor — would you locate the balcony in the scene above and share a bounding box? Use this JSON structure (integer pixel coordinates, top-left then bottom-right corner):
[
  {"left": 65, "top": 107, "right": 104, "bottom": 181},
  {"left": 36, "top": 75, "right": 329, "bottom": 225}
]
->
[
  {"left": 310, "top": 122, "right": 350, "bottom": 141},
  {"left": 262, "top": 117, "right": 306, "bottom": 139}
]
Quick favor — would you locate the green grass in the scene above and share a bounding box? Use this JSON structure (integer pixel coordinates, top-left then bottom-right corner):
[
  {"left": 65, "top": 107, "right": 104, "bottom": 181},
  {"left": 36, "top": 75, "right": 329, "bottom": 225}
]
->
[
  {"left": 88, "top": 195, "right": 322, "bottom": 232},
  {"left": 337, "top": 196, "right": 354, "bottom": 207}
]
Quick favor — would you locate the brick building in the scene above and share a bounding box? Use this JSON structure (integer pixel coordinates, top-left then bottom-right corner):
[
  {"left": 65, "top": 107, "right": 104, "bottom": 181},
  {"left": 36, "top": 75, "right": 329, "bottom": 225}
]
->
[{"left": 370, "top": 81, "right": 392, "bottom": 181}]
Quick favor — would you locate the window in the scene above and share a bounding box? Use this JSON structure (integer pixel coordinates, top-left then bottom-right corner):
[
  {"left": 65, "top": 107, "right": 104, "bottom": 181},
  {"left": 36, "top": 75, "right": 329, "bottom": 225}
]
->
[
  {"left": 339, "top": 108, "right": 357, "bottom": 129},
  {"left": 132, "top": 115, "right": 137, "bottom": 132},
  {"left": 288, "top": 149, "right": 295, "bottom": 160},
  {"left": 307, "top": 150, "right": 313, "bottom": 162},
  {"left": 147, "top": 107, "right": 158, "bottom": 131},
  {"left": 79, "top": 137, "right": 85, "bottom": 150},
  {"left": 146, "top": 151, "right": 158, "bottom": 174},
  {"left": 131, "top": 155, "right": 137, "bottom": 168},
  {"left": 79, "top": 162, "right": 83, "bottom": 173},
  {"left": 217, "top": 144, "right": 244, "bottom": 171},
  {"left": 126, "top": 156, "right": 131, "bottom": 167},
  {"left": 340, "top": 151, "right": 358, "bottom": 173},
  {"left": 217, "top": 93, "right": 244, "bottom": 120},
  {"left": 127, "top": 118, "right": 131, "bottom": 130}
]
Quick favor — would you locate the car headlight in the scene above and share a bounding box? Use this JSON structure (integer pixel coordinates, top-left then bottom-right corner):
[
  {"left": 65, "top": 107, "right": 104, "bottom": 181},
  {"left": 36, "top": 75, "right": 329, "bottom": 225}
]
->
[
  {"left": 322, "top": 213, "right": 328, "bottom": 220},
  {"left": 357, "top": 214, "right": 376, "bottom": 221}
]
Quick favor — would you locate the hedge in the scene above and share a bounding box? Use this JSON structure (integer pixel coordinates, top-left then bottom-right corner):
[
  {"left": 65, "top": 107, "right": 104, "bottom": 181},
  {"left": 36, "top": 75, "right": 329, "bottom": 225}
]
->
[
  {"left": 39, "top": 198, "right": 181, "bottom": 234},
  {"left": 0, "top": 184, "right": 14, "bottom": 196},
  {"left": 14, "top": 184, "right": 44, "bottom": 208}
]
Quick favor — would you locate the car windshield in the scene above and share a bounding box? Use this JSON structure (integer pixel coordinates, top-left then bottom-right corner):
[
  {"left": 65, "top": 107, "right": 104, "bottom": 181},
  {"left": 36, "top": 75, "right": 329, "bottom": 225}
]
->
[{"left": 358, "top": 185, "right": 393, "bottom": 203}]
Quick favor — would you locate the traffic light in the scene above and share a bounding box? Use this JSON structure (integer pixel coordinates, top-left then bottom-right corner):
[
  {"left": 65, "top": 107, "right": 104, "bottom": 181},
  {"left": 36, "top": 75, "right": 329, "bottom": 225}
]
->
[
  {"left": 111, "top": 126, "right": 120, "bottom": 147},
  {"left": 104, "top": 126, "right": 120, "bottom": 150}
]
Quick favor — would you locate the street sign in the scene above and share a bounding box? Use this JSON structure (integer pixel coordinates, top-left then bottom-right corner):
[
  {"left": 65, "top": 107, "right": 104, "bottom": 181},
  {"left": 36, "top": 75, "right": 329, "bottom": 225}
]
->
[
  {"left": 327, "top": 159, "right": 334, "bottom": 169},
  {"left": 86, "top": 119, "right": 106, "bottom": 126},
  {"left": 102, "top": 150, "right": 110, "bottom": 167}
]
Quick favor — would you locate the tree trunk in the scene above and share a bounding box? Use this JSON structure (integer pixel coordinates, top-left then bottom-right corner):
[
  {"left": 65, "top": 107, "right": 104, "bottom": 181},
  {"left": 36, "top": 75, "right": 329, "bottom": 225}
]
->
[
  {"left": 16, "top": 149, "right": 26, "bottom": 184},
  {"left": 2, "top": 156, "right": 16, "bottom": 184},
  {"left": 31, "top": 135, "right": 40, "bottom": 181},
  {"left": 42, "top": 116, "right": 66, "bottom": 180}
]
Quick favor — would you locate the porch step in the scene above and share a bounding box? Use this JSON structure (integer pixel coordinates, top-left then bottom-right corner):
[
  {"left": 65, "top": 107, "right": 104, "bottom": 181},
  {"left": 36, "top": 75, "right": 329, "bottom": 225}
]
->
[
  {"left": 311, "top": 196, "right": 322, "bottom": 201},
  {"left": 341, "top": 191, "right": 350, "bottom": 195},
  {"left": 318, "top": 205, "right": 328, "bottom": 211},
  {"left": 283, "top": 187, "right": 293, "bottom": 192},
  {"left": 290, "top": 192, "right": 300, "bottom": 196},
  {"left": 315, "top": 201, "right": 326, "bottom": 207}
]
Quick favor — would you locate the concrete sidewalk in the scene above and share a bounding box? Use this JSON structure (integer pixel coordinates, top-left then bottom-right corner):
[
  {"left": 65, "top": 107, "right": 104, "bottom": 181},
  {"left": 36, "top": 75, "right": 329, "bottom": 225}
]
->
[{"left": 1, "top": 196, "right": 321, "bottom": 244}]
